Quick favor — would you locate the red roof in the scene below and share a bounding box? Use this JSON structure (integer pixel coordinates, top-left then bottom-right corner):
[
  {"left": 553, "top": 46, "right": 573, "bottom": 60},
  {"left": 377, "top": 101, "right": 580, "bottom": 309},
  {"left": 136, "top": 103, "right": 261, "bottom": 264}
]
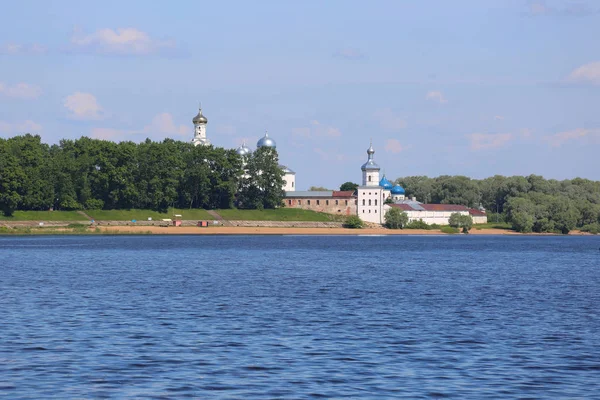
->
[
  {"left": 332, "top": 191, "right": 356, "bottom": 198},
  {"left": 469, "top": 208, "right": 487, "bottom": 216},
  {"left": 420, "top": 204, "right": 469, "bottom": 212},
  {"left": 388, "top": 204, "right": 413, "bottom": 211}
]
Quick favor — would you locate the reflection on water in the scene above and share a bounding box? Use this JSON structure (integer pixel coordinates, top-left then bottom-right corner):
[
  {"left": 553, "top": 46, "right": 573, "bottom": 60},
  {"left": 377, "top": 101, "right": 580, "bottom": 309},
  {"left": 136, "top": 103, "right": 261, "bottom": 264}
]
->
[{"left": 1, "top": 235, "right": 599, "bottom": 398}]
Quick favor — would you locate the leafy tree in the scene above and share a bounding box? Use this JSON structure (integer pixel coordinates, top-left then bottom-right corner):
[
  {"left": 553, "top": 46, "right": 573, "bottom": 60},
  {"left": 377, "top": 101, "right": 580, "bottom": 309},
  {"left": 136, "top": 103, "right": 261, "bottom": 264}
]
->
[
  {"left": 238, "top": 147, "right": 284, "bottom": 209},
  {"left": 384, "top": 208, "right": 408, "bottom": 229},
  {"left": 339, "top": 182, "right": 359, "bottom": 192},
  {"left": 449, "top": 212, "right": 473, "bottom": 233},
  {"left": 309, "top": 186, "right": 329, "bottom": 191},
  {"left": 344, "top": 215, "right": 363, "bottom": 229},
  {"left": 0, "top": 141, "right": 25, "bottom": 216},
  {"left": 506, "top": 197, "right": 535, "bottom": 233}
]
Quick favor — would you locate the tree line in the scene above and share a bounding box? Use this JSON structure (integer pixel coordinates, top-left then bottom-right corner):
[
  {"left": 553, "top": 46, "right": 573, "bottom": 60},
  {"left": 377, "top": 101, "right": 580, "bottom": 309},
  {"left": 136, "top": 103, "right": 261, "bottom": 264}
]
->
[
  {"left": 0, "top": 134, "right": 284, "bottom": 216},
  {"left": 393, "top": 175, "right": 600, "bottom": 233}
]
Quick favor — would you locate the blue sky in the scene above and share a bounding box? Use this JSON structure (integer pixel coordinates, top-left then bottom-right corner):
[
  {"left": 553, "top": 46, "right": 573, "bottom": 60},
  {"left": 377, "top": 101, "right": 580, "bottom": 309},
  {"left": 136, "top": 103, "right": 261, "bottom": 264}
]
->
[{"left": 1, "top": 0, "right": 599, "bottom": 189}]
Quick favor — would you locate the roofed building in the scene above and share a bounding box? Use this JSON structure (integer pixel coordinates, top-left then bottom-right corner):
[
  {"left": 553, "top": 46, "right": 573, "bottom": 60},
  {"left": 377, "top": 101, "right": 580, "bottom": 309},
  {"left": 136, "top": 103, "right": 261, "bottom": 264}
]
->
[{"left": 284, "top": 191, "right": 357, "bottom": 215}]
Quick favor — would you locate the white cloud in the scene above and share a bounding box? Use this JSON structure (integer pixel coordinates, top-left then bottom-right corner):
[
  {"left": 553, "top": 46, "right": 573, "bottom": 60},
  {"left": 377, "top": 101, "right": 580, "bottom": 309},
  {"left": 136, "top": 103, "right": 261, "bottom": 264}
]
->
[
  {"left": 0, "top": 82, "right": 42, "bottom": 99},
  {"left": 494, "top": 115, "right": 504, "bottom": 121},
  {"left": 64, "top": 92, "right": 103, "bottom": 120},
  {"left": 373, "top": 109, "right": 407, "bottom": 132},
  {"left": 291, "top": 120, "right": 341, "bottom": 139},
  {"left": 90, "top": 128, "right": 124, "bottom": 140},
  {"left": 143, "top": 112, "right": 188, "bottom": 137},
  {"left": 426, "top": 90, "right": 448, "bottom": 104},
  {"left": 70, "top": 27, "right": 175, "bottom": 56},
  {"left": 520, "top": 128, "right": 533, "bottom": 138},
  {"left": 568, "top": 61, "right": 600, "bottom": 85},
  {"left": 91, "top": 112, "right": 189, "bottom": 141},
  {"left": 467, "top": 133, "right": 513, "bottom": 150},
  {"left": 0, "top": 120, "right": 42, "bottom": 134},
  {"left": 545, "top": 128, "right": 600, "bottom": 147},
  {"left": 0, "top": 43, "right": 46, "bottom": 55},
  {"left": 528, "top": 1, "right": 598, "bottom": 16},
  {"left": 529, "top": 1, "right": 550, "bottom": 15},
  {"left": 384, "top": 139, "right": 405, "bottom": 154}
]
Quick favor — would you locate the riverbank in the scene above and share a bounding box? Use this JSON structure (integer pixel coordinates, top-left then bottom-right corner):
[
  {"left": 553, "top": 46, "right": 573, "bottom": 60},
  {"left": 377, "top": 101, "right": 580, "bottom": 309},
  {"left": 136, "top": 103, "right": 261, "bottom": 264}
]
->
[
  {"left": 1, "top": 223, "right": 594, "bottom": 236},
  {"left": 69, "top": 225, "right": 592, "bottom": 235}
]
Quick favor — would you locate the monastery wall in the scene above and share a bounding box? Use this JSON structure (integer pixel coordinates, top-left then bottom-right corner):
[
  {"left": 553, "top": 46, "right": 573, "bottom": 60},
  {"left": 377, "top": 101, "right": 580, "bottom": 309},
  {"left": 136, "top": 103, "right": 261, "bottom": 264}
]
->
[{"left": 285, "top": 198, "right": 357, "bottom": 216}]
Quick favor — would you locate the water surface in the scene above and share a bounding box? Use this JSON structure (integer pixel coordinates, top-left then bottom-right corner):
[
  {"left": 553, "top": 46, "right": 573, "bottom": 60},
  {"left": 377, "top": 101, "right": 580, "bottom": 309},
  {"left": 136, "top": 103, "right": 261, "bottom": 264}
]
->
[{"left": 1, "top": 235, "right": 599, "bottom": 398}]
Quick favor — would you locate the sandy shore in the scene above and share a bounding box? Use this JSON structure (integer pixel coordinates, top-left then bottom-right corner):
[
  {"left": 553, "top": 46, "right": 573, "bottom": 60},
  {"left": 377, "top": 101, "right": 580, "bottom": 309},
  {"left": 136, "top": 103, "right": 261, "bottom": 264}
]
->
[{"left": 94, "top": 225, "right": 523, "bottom": 235}]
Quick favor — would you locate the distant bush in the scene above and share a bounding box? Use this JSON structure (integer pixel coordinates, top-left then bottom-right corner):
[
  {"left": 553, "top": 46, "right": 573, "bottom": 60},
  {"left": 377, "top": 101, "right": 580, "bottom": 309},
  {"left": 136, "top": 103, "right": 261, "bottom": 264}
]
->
[
  {"left": 449, "top": 213, "right": 474, "bottom": 233},
  {"left": 405, "top": 219, "right": 431, "bottom": 230},
  {"left": 441, "top": 226, "right": 459, "bottom": 234},
  {"left": 384, "top": 208, "right": 408, "bottom": 229},
  {"left": 344, "top": 215, "right": 364, "bottom": 229},
  {"left": 581, "top": 223, "right": 600, "bottom": 234}
]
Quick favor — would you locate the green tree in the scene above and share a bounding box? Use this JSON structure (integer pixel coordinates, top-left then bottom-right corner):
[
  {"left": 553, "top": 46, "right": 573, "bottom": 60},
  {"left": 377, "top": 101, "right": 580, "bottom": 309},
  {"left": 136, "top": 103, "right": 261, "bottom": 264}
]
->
[
  {"left": 339, "top": 182, "right": 359, "bottom": 192},
  {"left": 309, "top": 186, "right": 329, "bottom": 191},
  {"left": 449, "top": 212, "right": 473, "bottom": 233},
  {"left": 0, "top": 140, "right": 25, "bottom": 216},
  {"left": 506, "top": 197, "right": 535, "bottom": 233},
  {"left": 344, "top": 215, "right": 363, "bottom": 229},
  {"left": 238, "top": 147, "right": 285, "bottom": 209},
  {"left": 384, "top": 208, "right": 408, "bottom": 229}
]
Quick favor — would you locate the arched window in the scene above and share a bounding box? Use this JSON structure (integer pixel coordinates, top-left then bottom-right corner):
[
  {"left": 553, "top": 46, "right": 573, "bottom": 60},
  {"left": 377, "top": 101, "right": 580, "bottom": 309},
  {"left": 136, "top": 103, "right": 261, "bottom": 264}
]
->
[
  {"left": 375, "top": 199, "right": 378, "bottom": 206},
  {"left": 362, "top": 199, "right": 365, "bottom": 206},
  {"left": 368, "top": 176, "right": 371, "bottom": 182},
  {"left": 368, "top": 199, "right": 372, "bottom": 206}
]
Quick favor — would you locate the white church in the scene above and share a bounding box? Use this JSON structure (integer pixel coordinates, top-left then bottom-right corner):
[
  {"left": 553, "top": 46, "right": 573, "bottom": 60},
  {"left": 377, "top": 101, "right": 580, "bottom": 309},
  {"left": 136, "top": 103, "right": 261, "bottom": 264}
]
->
[
  {"left": 190, "top": 106, "right": 296, "bottom": 191},
  {"left": 357, "top": 142, "right": 487, "bottom": 225}
]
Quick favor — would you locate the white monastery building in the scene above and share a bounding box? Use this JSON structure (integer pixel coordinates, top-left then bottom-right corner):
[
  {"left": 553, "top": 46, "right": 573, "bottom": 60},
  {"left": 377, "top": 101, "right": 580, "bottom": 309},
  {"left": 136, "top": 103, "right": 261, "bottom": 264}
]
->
[{"left": 356, "top": 142, "right": 486, "bottom": 225}]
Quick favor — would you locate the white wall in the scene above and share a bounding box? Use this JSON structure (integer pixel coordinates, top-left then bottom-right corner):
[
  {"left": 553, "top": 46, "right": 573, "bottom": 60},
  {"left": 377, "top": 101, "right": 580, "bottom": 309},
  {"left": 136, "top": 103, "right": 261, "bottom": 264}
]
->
[
  {"left": 357, "top": 187, "right": 383, "bottom": 223},
  {"left": 283, "top": 173, "right": 296, "bottom": 192},
  {"left": 381, "top": 206, "right": 471, "bottom": 225},
  {"left": 362, "top": 170, "right": 380, "bottom": 187}
]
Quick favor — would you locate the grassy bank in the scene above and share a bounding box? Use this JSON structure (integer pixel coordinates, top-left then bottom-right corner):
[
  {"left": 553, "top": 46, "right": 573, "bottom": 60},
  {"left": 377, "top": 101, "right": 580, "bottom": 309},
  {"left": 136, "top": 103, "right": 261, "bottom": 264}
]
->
[
  {"left": 85, "top": 208, "right": 213, "bottom": 221},
  {"left": 0, "top": 225, "right": 153, "bottom": 235},
  {"left": 0, "top": 211, "right": 88, "bottom": 221},
  {"left": 473, "top": 222, "right": 513, "bottom": 230},
  {"left": 215, "top": 208, "right": 343, "bottom": 222}
]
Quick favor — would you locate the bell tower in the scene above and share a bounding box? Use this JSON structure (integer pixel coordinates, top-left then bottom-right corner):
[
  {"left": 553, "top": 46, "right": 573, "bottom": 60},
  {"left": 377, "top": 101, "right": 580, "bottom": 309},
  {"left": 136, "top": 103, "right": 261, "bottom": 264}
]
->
[
  {"left": 191, "top": 104, "right": 210, "bottom": 146},
  {"left": 361, "top": 141, "right": 380, "bottom": 186}
]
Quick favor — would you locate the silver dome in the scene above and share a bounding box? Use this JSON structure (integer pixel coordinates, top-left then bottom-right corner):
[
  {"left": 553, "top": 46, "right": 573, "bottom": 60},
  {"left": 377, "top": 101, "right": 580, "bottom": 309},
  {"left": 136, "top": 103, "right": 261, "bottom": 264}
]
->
[
  {"left": 235, "top": 143, "right": 251, "bottom": 156},
  {"left": 361, "top": 141, "right": 380, "bottom": 171},
  {"left": 192, "top": 107, "right": 208, "bottom": 124},
  {"left": 256, "top": 131, "right": 276, "bottom": 148},
  {"left": 279, "top": 164, "right": 295, "bottom": 174}
]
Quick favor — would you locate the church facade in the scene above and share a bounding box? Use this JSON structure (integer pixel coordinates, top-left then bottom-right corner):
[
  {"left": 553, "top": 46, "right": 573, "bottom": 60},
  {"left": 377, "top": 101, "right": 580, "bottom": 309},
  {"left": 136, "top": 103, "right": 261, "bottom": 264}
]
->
[{"left": 356, "top": 142, "right": 487, "bottom": 225}]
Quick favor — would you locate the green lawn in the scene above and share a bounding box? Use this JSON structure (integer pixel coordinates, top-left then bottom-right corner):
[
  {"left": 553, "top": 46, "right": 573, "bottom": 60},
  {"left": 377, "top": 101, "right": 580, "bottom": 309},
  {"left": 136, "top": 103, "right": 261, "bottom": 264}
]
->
[
  {"left": 215, "top": 208, "right": 340, "bottom": 222},
  {"left": 86, "top": 208, "right": 213, "bottom": 221},
  {"left": 473, "top": 222, "right": 513, "bottom": 230},
  {"left": 2, "top": 208, "right": 340, "bottom": 222},
  {"left": 0, "top": 211, "right": 88, "bottom": 221}
]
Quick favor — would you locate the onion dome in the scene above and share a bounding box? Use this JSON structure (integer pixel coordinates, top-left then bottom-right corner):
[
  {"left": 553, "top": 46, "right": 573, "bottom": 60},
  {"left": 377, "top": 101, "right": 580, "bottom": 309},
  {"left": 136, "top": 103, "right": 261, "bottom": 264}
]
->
[
  {"left": 361, "top": 141, "right": 380, "bottom": 171},
  {"left": 235, "top": 142, "right": 251, "bottom": 156},
  {"left": 192, "top": 107, "right": 208, "bottom": 124},
  {"left": 379, "top": 176, "right": 393, "bottom": 190},
  {"left": 279, "top": 164, "right": 295, "bottom": 175},
  {"left": 257, "top": 131, "right": 276, "bottom": 148},
  {"left": 391, "top": 185, "right": 405, "bottom": 195}
]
